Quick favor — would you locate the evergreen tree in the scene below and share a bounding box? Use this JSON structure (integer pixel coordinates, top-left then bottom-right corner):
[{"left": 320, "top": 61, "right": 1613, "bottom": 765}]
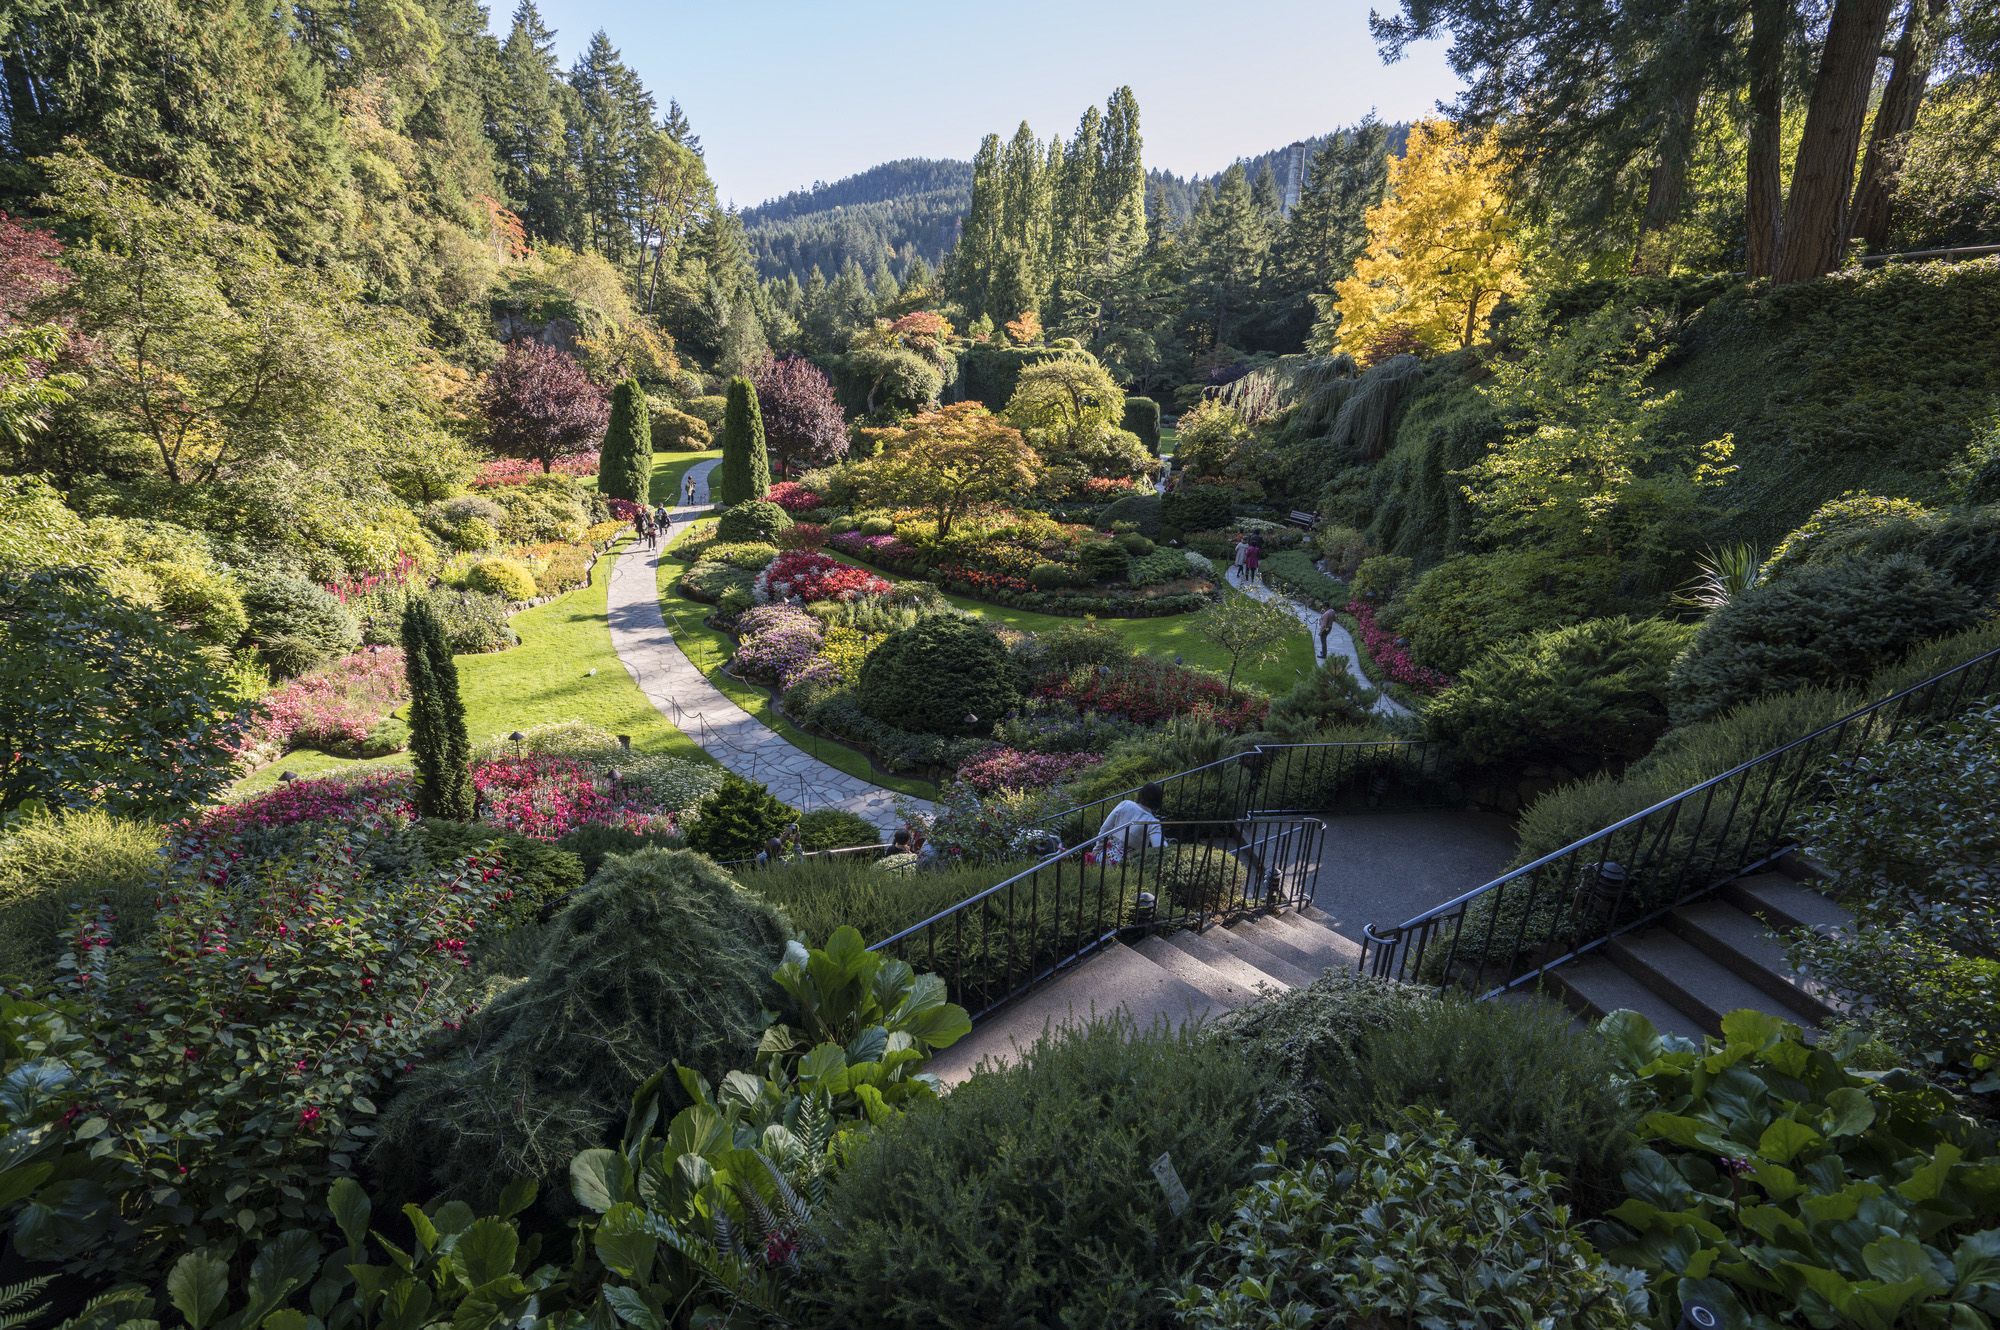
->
[
  {"left": 600, "top": 378, "right": 651, "bottom": 501},
  {"left": 567, "top": 30, "right": 655, "bottom": 264},
  {"left": 1048, "top": 104, "right": 1103, "bottom": 323},
  {"left": 402, "top": 597, "right": 474, "bottom": 821},
  {"left": 1181, "top": 165, "right": 1270, "bottom": 357},
  {"left": 1279, "top": 119, "right": 1392, "bottom": 297},
  {"left": 992, "top": 122, "right": 1053, "bottom": 320},
  {"left": 948, "top": 133, "right": 1005, "bottom": 316},
  {"left": 662, "top": 98, "right": 702, "bottom": 154},
  {"left": 491, "top": 1, "right": 576, "bottom": 246},
  {"left": 716, "top": 375, "right": 769, "bottom": 505},
  {"left": 1098, "top": 86, "right": 1149, "bottom": 269}
]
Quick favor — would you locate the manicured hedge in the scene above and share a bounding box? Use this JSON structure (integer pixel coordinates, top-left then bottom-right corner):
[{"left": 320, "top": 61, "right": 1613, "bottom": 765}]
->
[{"left": 1122, "top": 396, "right": 1161, "bottom": 453}]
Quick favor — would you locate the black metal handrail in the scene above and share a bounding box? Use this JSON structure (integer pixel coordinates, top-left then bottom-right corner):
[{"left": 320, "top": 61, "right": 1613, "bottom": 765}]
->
[
  {"left": 1359, "top": 644, "right": 2000, "bottom": 996},
  {"left": 1035, "top": 738, "right": 1449, "bottom": 847},
  {"left": 869, "top": 814, "right": 1327, "bottom": 1020}
]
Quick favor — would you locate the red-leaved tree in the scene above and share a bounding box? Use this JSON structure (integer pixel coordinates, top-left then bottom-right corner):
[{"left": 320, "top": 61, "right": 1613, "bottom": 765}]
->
[
  {"left": 751, "top": 355, "right": 848, "bottom": 476},
  {"left": 0, "top": 213, "right": 69, "bottom": 330},
  {"left": 478, "top": 341, "right": 608, "bottom": 473}
]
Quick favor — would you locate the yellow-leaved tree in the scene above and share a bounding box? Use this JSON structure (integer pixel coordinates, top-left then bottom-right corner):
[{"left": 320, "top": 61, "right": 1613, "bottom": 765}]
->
[{"left": 1321, "top": 120, "right": 1525, "bottom": 360}]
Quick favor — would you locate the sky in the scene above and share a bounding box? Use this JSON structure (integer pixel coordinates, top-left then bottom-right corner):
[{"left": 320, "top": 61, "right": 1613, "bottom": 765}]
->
[{"left": 521, "top": 1, "right": 1465, "bottom": 208}]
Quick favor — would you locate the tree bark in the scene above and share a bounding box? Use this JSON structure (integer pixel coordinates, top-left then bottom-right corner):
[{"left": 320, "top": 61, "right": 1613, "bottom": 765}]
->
[
  {"left": 1745, "top": 0, "right": 1788, "bottom": 277},
  {"left": 1633, "top": 85, "right": 1704, "bottom": 274},
  {"left": 1849, "top": 0, "right": 1947, "bottom": 253},
  {"left": 1773, "top": 0, "right": 1899, "bottom": 284}
]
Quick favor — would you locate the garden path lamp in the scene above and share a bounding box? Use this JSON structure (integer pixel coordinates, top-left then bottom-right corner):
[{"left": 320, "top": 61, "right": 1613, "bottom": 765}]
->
[{"left": 508, "top": 730, "right": 525, "bottom": 758}]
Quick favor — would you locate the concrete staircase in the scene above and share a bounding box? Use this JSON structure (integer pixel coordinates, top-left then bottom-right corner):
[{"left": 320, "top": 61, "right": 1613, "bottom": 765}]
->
[
  {"left": 928, "top": 906, "right": 1361, "bottom": 1084},
  {"left": 1544, "top": 865, "right": 1851, "bottom": 1040}
]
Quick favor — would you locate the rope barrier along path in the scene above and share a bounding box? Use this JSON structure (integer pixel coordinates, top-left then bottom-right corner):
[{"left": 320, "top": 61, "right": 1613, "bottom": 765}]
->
[{"left": 606, "top": 460, "right": 929, "bottom": 832}]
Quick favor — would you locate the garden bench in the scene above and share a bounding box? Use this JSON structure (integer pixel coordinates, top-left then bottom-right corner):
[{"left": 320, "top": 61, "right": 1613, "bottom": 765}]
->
[{"left": 1286, "top": 510, "right": 1318, "bottom": 530}]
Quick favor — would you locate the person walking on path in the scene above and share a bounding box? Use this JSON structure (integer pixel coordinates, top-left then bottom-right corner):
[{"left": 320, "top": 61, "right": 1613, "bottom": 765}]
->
[
  {"left": 1316, "top": 605, "right": 1339, "bottom": 661},
  {"left": 684, "top": 475, "right": 698, "bottom": 505},
  {"left": 1232, "top": 535, "right": 1250, "bottom": 576},
  {"left": 1243, "top": 536, "right": 1263, "bottom": 585}
]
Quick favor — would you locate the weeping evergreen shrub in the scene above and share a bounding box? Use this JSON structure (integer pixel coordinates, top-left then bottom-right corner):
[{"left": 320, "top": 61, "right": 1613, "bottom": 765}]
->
[{"left": 369, "top": 848, "right": 788, "bottom": 1207}]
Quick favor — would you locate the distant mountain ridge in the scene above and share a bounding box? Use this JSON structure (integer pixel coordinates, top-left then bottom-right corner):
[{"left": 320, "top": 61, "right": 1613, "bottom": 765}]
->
[{"left": 742, "top": 129, "right": 1406, "bottom": 284}]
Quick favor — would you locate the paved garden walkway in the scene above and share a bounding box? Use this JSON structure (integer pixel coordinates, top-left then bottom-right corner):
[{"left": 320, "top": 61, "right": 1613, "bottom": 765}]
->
[
  {"left": 607, "top": 458, "right": 927, "bottom": 830},
  {"left": 1225, "top": 565, "right": 1412, "bottom": 719}
]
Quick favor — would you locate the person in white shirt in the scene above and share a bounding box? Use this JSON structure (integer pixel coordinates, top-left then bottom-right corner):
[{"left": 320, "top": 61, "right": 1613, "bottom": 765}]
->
[
  {"left": 1232, "top": 538, "right": 1249, "bottom": 574},
  {"left": 1097, "top": 783, "right": 1166, "bottom": 864}
]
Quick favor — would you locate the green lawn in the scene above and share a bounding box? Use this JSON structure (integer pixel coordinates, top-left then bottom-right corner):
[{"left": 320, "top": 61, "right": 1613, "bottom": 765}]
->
[
  {"left": 655, "top": 525, "right": 938, "bottom": 800},
  {"left": 234, "top": 528, "right": 712, "bottom": 796}
]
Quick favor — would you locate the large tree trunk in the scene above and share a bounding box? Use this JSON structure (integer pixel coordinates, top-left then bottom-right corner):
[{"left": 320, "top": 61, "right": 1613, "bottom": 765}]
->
[
  {"left": 1745, "top": 0, "right": 1788, "bottom": 277},
  {"left": 1773, "top": 0, "right": 1899, "bottom": 284},
  {"left": 1849, "top": 0, "right": 1947, "bottom": 253},
  {"left": 1633, "top": 85, "right": 1704, "bottom": 273}
]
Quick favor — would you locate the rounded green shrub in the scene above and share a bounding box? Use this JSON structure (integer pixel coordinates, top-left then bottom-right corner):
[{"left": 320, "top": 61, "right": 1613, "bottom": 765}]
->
[
  {"left": 678, "top": 560, "right": 757, "bottom": 604},
  {"left": 1668, "top": 554, "right": 1984, "bottom": 725},
  {"left": 795, "top": 1019, "right": 1270, "bottom": 1330},
  {"left": 1764, "top": 491, "right": 1934, "bottom": 580},
  {"left": 649, "top": 403, "right": 711, "bottom": 452},
  {"left": 1398, "top": 550, "right": 1622, "bottom": 675},
  {"left": 1161, "top": 483, "right": 1234, "bottom": 536},
  {"left": 1425, "top": 616, "right": 1696, "bottom": 777},
  {"left": 239, "top": 569, "right": 361, "bottom": 677},
  {"left": 553, "top": 823, "right": 685, "bottom": 877},
  {"left": 798, "top": 808, "right": 882, "bottom": 852},
  {"left": 1077, "top": 540, "right": 1131, "bottom": 584},
  {"left": 714, "top": 499, "right": 792, "bottom": 544},
  {"left": 424, "top": 587, "right": 515, "bottom": 653},
  {"left": 369, "top": 848, "right": 788, "bottom": 1207},
  {"left": 1116, "top": 531, "right": 1155, "bottom": 555},
  {"left": 1098, "top": 492, "right": 1164, "bottom": 539},
  {"left": 857, "top": 515, "right": 897, "bottom": 536},
  {"left": 462, "top": 557, "right": 538, "bottom": 602},
  {"left": 0, "top": 808, "right": 164, "bottom": 981},
  {"left": 858, "top": 617, "right": 1019, "bottom": 737},
  {"left": 704, "top": 540, "right": 779, "bottom": 570},
  {"left": 1156, "top": 842, "right": 1251, "bottom": 911},
  {"left": 684, "top": 394, "right": 728, "bottom": 426},
  {"left": 683, "top": 774, "right": 797, "bottom": 861},
  {"left": 1027, "top": 561, "right": 1079, "bottom": 590},
  {"left": 1350, "top": 553, "right": 1412, "bottom": 600}
]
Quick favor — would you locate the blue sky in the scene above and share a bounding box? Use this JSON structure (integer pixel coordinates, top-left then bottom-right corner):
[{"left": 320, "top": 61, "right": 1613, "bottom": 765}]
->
[{"left": 520, "top": 1, "right": 1464, "bottom": 207}]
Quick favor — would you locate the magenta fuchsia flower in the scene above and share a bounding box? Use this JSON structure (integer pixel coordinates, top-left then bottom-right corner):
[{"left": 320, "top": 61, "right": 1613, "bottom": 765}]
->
[{"left": 1344, "top": 600, "right": 1453, "bottom": 693}]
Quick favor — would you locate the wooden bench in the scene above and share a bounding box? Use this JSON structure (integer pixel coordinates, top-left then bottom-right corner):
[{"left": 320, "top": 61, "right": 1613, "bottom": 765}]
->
[{"left": 1286, "top": 510, "right": 1318, "bottom": 530}]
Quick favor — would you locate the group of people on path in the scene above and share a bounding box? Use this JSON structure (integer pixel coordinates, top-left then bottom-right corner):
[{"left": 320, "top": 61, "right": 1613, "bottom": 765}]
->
[
  {"left": 631, "top": 476, "right": 701, "bottom": 550},
  {"left": 1232, "top": 532, "right": 1265, "bottom": 584}
]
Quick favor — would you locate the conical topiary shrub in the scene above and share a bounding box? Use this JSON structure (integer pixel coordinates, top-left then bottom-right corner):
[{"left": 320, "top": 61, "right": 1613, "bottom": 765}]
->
[
  {"left": 599, "top": 377, "right": 652, "bottom": 503},
  {"left": 716, "top": 375, "right": 770, "bottom": 507},
  {"left": 401, "top": 597, "right": 473, "bottom": 820}
]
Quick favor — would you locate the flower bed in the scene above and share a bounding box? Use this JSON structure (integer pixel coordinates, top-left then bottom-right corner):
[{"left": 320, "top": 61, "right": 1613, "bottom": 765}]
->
[
  {"left": 198, "top": 772, "right": 417, "bottom": 848},
  {"left": 732, "top": 605, "right": 843, "bottom": 691},
  {"left": 473, "top": 756, "right": 678, "bottom": 841},
  {"left": 757, "top": 550, "right": 892, "bottom": 604},
  {"left": 957, "top": 746, "right": 1103, "bottom": 793},
  {"left": 237, "top": 649, "right": 407, "bottom": 767},
  {"left": 767, "top": 481, "right": 824, "bottom": 513},
  {"left": 829, "top": 531, "right": 1212, "bottom": 618},
  {"left": 1345, "top": 598, "right": 1453, "bottom": 694},
  {"left": 473, "top": 452, "right": 600, "bottom": 486},
  {"left": 778, "top": 522, "right": 827, "bottom": 551},
  {"left": 1036, "top": 656, "right": 1267, "bottom": 730}
]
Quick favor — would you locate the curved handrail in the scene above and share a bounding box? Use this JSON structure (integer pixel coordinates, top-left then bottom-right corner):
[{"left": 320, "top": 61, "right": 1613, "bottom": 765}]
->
[{"left": 1362, "top": 642, "right": 2000, "bottom": 969}]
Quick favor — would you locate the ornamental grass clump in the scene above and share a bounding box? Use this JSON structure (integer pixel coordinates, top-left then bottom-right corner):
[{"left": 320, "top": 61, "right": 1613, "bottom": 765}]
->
[{"left": 370, "top": 848, "right": 789, "bottom": 1209}]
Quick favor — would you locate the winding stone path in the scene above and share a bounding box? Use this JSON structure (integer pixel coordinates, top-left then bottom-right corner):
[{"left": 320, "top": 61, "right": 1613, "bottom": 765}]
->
[
  {"left": 1225, "top": 565, "right": 1412, "bottom": 720},
  {"left": 607, "top": 457, "right": 928, "bottom": 830}
]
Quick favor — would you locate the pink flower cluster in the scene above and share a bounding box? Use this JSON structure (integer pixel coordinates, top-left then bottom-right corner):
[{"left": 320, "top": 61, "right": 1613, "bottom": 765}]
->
[
  {"left": 473, "top": 452, "right": 601, "bottom": 487},
  {"left": 324, "top": 556, "right": 419, "bottom": 604},
  {"left": 829, "top": 531, "right": 917, "bottom": 563},
  {"left": 957, "top": 746, "right": 1103, "bottom": 793},
  {"left": 606, "top": 498, "right": 643, "bottom": 521},
  {"left": 732, "top": 605, "right": 842, "bottom": 691},
  {"left": 1345, "top": 599, "right": 1453, "bottom": 693},
  {"left": 472, "top": 756, "right": 677, "bottom": 841},
  {"left": 767, "top": 482, "right": 823, "bottom": 513},
  {"left": 197, "top": 772, "right": 416, "bottom": 844},
  {"left": 762, "top": 551, "right": 892, "bottom": 604},
  {"left": 238, "top": 648, "right": 406, "bottom": 763}
]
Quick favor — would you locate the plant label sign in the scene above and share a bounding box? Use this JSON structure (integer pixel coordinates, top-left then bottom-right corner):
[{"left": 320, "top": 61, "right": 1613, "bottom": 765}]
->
[{"left": 1151, "top": 1151, "right": 1190, "bottom": 1215}]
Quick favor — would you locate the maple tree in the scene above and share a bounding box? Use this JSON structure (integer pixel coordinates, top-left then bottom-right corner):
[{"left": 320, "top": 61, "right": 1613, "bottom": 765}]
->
[
  {"left": 860, "top": 403, "right": 1041, "bottom": 537},
  {"left": 752, "top": 355, "right": 848, "bottom": 474},
  {"left": 1323, "top": 120, "right": 1525, "bottom": 358},
  {"left": 479, "top": 340, "right": 609, "bottom": 473}
]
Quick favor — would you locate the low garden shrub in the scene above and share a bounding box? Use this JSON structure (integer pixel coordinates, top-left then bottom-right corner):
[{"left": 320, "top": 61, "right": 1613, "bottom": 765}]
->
[
  {"left": 1667, "top": 554, "right": 1983, "bottom": 725},
  {"left": 462, "top": 556, "right": 538, "bottom": 601},
  {"left": 1426, "top": 616, "right": 1695, "bottom": 777},
  {"left": 683, "top": 773, "right": 797, "bottom": 861},
  {"left": 1260, "top": 548, "right": 1346, "bottom": 606},
  {"left": 679, "top": 559, "right": 757, "bottom": 603},
  {"left": 1077, "top": 539, "right": 1130, "bottom": 583},
  {"left": 552, "top": 822, "right": 685, "bottom": 876},
  {"left": 715, "top": 498, "right": 793, "bottom": 544},
  {"left": 1396, "top": 550, "right": 1622, "bottom": 675},
  {"left": 743, "top": 855, "right": 1042, "bottom": 948},
  {"left": 1154, "top": 841, "right": 1251, "bottom": 911},
  {"left": 684, "top": 393, "right": 728, "bottom": 426},
  {"left": 1098, "top": 491, "right": 1163, "bottom": 538},
  {"left": 991, "top": 696, "right": 1142, "bottom": 754},
  {"left": 1315, "top": 524, "right": 1369, "bottom": 576},
  {"left": 1264, "top": 661, "right": 1379, "bottom": 739},
  {"left": 1162, "top": 483, "right": 1235, "bottom": 535},
  {"left": 0, "top": 808, "right": 163, "bottom": 982},
  {"left": 1125, "top": 547, "right": 1193, "bottom": 586},
  {"left": 956, "top": 744, "right": 1102, "bottom": 793},
  {"left": 239, "top": 567, "right": 362, "bottom": 676},
  {"left": 1600, "top": 1009, "right": 2000, "bottom": 1329},
  {"left": 424, "top": 586, "right": 516, "bottom": 653},
  {"left": 796, "top": 1018, "right": 1272, "bottom": 1330},
  {"left": 1177, "top": 1114, "right": 1647, "bottom": 1329},
  {"left": 649, "top": 401, "right": 710, "bottom": 451},
  {"left": 703, "top": 540, "right": 779, "bottom": 569},
  {"left": 369, "top": 848, "right": 789, "bottom": 1208},
  {"left": 797, "top": 807, "right": 882, "bottom": 851},
  {"left": 1036, "top": 654, "right": 1265, "bottom": 730},
  {"left": 1349, "top": 552, "right": 1411, "bottom": 600},
  {"left": 858, "top": 616, "right": 1019, "bottom": 737}
]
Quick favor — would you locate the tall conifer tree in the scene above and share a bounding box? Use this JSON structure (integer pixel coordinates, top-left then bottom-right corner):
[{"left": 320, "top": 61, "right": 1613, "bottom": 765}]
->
[
  {"left": 716, "top": 376, "right": 769, "bottom": 506},
  {"left": 402, "top": 598, "right": 474, "bottom": 821},
  {"left": 600, "top": 378, "right": 651, "bottom": 501}
]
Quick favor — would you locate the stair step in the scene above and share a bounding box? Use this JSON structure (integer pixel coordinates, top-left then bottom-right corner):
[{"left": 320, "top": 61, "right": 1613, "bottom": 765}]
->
[
  {"left": 1668, "top": 900, "right": 1840, "bottom": 1021},
  {"left": 1208, "top": 924, "right": 1320, "bottom": 987},
  {"left": 1608, "top": 929, "right": 1820, "bottom": 1031},
  {"left": 1546, "top": 953, "right": 1706, "bottom": 1042},
  {"left": 1261, "top": 910, "right": 1365, "bottom": 970},
  {"left": 927, "top": 943, "right": 1223, "bottom": 1085},
  {"left": 1163, "top": 928, "right": 1299, "bottom": 993},
  {"left": 1227, "top": 916, "right": 1338, "bottom": 979},
  {"left": 1134, "top": 935, "right": 1275, "bottom": 1009},
  {"left": 1722, "top": 873, "right": 1851, "bottom": 934}
]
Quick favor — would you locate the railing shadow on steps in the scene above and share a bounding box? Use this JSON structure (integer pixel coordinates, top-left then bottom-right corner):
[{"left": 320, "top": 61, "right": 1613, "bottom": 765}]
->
[
  {"left": 1359, "top": 644, "right": 2000, "bottom": 999},
  {"left": 868, "top": 815, "right": 1326, "bottom": 1021}
]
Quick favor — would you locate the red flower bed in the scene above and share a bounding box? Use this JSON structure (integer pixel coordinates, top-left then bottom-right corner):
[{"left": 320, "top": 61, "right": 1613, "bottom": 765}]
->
[
  {"left": 473, "top": 452, "right": 600, "bottom": 487},
  {"left": 761, "top": 551, "right": 892, "bottom": 603},
  {"left": 767, "top": 481, "right": 824, "bottom": 513},
  {"left": 1037, "top": 657, "right": 1267, "bottom": 730},
  {"left": 237, "top": 648, "right": 406, "bottom": 764},
  {"left": 606, "top": 498, "right": 643, "bottom": 521},
  {"left": 778, "top": 523, "right": 827, "bottom": 552},
  {"left": 946, "top": 566, "right": 1034, "bottom": 596},
  {"left": 198, "top": 773, "right": 416, "bottom": 842},
  {"left": 957, "top": 746, "right": 1102, "bottom": 793},
  {"left": 1345, "top": 599, "right": 1453, "bottom": 693},
  {"left": 324, "top": 556, "right": 419, "bottom": 604},
  {"left": 472, "top": 756, "right": 676, "bottom": 841}
]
